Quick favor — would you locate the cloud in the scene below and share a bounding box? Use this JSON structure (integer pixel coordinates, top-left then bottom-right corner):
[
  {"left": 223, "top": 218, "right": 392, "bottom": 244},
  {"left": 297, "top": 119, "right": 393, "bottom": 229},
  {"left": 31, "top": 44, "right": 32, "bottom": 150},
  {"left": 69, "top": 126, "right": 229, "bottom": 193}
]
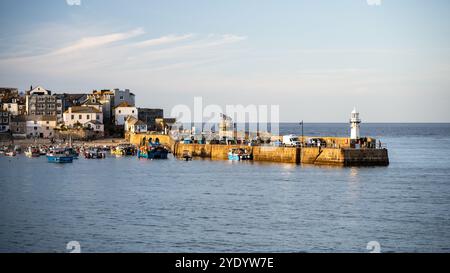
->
[
  {"left": 66, "top": 0, "right": 81, "bottom": 6},
  {"left": 0, "top": 28, "right": 247, "bottom": 76},
  {"left": 134, "top": 34, "right": 194, "bottom": 48},
  {"left": 52, "top": 28, "right": 145, "bottom": 55}
]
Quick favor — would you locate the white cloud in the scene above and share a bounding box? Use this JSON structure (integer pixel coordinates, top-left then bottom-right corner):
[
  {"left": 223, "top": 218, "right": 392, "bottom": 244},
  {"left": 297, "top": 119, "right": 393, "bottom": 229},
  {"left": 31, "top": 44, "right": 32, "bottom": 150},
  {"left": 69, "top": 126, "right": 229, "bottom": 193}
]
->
[
  {"left": 52, "top": 28, "right": 145, "bottom": 55},
  {"left": 134, "top": 34, "right": 194, "bottom": 48}
]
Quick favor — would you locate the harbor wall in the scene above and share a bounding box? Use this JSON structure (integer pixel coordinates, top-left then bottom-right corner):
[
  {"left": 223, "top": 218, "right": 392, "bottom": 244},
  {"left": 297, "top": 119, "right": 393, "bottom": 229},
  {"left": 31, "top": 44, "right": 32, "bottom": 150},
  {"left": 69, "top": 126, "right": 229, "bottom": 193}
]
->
[
  {"left": 128, "top": 133, "right": 174, "bottom": 150},
  {"left": 173, "top": 143, "right": 389, "bottom": 166},
  {"left": 127, "top": 133, "right": 389, "bottom": 166}
]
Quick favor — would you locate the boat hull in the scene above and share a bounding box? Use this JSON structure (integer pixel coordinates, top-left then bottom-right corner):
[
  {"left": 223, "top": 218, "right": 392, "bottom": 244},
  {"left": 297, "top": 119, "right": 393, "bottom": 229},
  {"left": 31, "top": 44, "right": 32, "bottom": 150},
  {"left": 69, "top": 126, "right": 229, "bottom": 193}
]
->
[
  {"left": 138, "top": 149, "right": 169, "bottom": 159},
  {"left": 47, "top": 156, "right": 73, "bottom": 163}
]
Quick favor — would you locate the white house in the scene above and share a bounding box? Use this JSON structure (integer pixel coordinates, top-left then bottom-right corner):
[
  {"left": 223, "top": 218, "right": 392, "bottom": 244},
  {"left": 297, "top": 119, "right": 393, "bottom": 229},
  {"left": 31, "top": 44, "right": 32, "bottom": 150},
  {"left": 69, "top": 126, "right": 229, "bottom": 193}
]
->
[
  {"left": 2, "top": 99, "right": 19, "bottom": 116},
  {"left": 114, "top": 102, "right": 138, "bottom": 126},
  {"left": 63, "top": 106, "right": 103, "bottom": 128},
  {"left": 125, "top": 116, "right": 147, "bottom": 133},
  {"left": 26, "top": 116, "right": 57, "bottom": 138}
]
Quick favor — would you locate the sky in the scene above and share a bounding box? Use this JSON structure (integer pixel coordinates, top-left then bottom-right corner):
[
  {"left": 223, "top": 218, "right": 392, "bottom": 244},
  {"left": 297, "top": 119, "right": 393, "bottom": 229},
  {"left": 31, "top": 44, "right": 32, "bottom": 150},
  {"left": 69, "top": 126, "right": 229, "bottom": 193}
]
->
[{"left": 0, "top": 0, "right": 449, "bottom": 122}]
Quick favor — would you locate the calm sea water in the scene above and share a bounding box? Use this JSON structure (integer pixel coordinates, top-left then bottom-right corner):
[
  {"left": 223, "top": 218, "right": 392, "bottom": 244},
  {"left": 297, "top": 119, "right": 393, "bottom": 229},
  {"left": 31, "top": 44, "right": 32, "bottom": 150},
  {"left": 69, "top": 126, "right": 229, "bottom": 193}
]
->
[{"left": 1, "top": 123, "right": 449, "bottom": 253}]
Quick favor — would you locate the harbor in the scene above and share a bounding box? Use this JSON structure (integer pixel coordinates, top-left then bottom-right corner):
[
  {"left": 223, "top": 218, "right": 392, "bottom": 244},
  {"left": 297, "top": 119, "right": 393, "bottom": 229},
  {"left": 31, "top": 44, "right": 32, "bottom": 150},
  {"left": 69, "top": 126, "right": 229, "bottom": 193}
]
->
[{"left": 1, "top": 108, "right": 389, "bottom": 167}]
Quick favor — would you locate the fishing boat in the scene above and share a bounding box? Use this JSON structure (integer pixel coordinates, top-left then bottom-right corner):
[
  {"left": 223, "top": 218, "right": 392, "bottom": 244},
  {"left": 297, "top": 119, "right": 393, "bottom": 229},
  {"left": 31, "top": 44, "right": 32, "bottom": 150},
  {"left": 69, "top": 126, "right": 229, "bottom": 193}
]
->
[
  {"left": 65, "top": 147, "right": 79, "bottom": 159},
  {"left": 111, "top": 144, "right": 136, "bottom": 156},
  {"left": 39, "top": 146, "right": 48, "bottom": 156},
  {"left": 228, "top": 148, "right": 253, "bottom": 161},
  {"left": 25, "top": 146, "right": 41, "bottom": 157},
  {"left": 47, "top": 149, "right": 73, "bottom": 163},
  {"left": 84, "top": 148, "right": 106, "bottom": 159},
  {"left": 5, "top": 151, "right": 17, "bottom": 157},
  {"left": 181, "top": 150, "right": 193, "bottom": 161},
  {"left": 138, "top": 145, "right": 169, "bottom": 159}
]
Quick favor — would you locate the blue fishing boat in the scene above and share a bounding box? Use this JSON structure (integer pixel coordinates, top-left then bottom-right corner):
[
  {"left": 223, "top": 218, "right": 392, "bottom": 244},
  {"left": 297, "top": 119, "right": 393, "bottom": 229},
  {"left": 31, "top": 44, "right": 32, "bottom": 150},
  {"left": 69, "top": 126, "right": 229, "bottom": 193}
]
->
[
  {"left": 47, "top": 149, "right": 73, "bottom": 163},
  {"left": 137, "top": 138, "right": 169, "bottom": 160},
  {"left": 138, "top": 146, "right": 169, "bottom": 159}
]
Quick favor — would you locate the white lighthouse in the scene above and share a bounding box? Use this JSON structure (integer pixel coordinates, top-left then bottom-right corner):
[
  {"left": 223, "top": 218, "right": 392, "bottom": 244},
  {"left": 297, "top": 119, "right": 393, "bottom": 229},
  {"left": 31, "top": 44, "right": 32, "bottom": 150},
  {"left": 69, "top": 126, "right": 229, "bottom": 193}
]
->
[{"left": 350, "top": 107, "right": 361, "bottom": 140}]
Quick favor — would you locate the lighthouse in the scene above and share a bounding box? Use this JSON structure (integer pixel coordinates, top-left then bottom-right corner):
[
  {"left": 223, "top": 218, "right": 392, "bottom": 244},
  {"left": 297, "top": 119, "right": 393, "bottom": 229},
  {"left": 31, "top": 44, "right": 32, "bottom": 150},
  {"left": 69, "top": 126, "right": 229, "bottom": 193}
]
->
[{"left": 350, "top": 107, "right": 361, "bottom": 140}]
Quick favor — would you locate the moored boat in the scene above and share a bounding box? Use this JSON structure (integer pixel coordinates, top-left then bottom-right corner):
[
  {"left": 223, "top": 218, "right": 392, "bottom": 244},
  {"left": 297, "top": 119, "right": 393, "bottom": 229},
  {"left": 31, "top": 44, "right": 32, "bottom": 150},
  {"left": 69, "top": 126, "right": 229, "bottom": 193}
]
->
[
  {"left": 25, "top": 146, "right": 41, "bottom": 157},
  {"left": 228, "top": 148, "right": 253, "bottom": 161},
  {"left": 84, "top": 148, "right": 106, "bottom": 159},
  {"left": 65, "top": 147, "right": 79, "bottom": 159},
  {"left": 5, "top": 151, "right": 17, "bottom": 157},
  {"left": 138, "top": 145, "right": 169, "bottom": 159},
  {"left": 111, "top": 144, "right": 136, "bottom": 156},
  {"left": 47, "top": 149, "right": 73, "bottom": 163}
]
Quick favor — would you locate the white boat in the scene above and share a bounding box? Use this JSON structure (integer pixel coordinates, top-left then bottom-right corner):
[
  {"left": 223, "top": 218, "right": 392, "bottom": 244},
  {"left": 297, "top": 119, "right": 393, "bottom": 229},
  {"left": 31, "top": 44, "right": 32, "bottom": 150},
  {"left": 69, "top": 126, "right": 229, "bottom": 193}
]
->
[{"left": 25, "top": 146, "right": 41, "bottom": 157}]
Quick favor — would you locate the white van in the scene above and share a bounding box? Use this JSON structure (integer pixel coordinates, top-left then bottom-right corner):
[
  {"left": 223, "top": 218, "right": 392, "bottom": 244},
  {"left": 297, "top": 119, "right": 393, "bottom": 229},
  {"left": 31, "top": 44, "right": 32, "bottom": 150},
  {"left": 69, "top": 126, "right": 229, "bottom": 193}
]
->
[{"left": 282, "top": 135, "right": 301, "bottom": 147}]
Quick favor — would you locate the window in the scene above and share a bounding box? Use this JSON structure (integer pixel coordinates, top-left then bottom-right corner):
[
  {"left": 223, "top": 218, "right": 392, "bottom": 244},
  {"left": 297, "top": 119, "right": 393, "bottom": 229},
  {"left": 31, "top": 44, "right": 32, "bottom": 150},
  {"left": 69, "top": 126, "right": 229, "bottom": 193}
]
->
[
  {"left": 132, "top": 110, "right": 135, "bottom": 114},
  {"left": 46, "top": 121, "right": 49, "bottom": 124},
  {"left": 71, "top": 115, "right": 74, "bottom": 120},
  {"left": 87, "top": 115, "right": 90, "bottom": 120},
  {"left": 96, "top": 114, "right": 100, "bottom": 120},
  {"left": 79, "top": 115, "right": 82, "bottom": 119},
  {"left": 120, "top": 96, "right": 124, "bottom": 100},
  {"left": 124, "top": 117, "right": 127, "bottom": 121},
  {"left": 46, "top": 127, "right": 49, "bottom": 130},
  {"left": 118, "top": 110, "right": 121, "bottom": 114}
]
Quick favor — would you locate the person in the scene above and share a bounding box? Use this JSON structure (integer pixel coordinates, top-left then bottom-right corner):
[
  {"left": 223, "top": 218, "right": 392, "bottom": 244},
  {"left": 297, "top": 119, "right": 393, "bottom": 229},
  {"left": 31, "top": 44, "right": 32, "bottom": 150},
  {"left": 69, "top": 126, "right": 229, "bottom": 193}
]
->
[{"left": 379, "top": 140, "right": 382, "bottom": 149}]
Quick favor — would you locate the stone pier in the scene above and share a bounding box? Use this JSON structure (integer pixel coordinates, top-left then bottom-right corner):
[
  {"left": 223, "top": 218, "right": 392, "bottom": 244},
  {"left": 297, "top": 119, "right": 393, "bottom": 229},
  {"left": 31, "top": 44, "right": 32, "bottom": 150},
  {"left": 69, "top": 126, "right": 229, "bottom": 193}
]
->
[{"left": 128, "top": 133, "right": 389, "bottom": 166}]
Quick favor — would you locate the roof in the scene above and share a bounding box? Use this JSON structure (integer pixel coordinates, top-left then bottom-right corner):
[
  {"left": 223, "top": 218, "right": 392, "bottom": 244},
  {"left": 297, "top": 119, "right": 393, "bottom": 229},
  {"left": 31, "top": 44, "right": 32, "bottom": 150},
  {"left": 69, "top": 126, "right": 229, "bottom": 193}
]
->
[
  {"left": 26, "top": 115, "right": 57, "bottom": 122},
  {"left": 85, "top": 120, "right": 103, "bottom": 125},
  {"left": 65, "top": 106, "right": 102, "bottom": 114},
  {"left": 115, "top": 102, "right": 134, "bottom": 108},
  {"left": 82, "top": 100, "right": 102, "bottom": 106},
  {"left": 125, "top": 116, "right": 146, "bottom": 126}
]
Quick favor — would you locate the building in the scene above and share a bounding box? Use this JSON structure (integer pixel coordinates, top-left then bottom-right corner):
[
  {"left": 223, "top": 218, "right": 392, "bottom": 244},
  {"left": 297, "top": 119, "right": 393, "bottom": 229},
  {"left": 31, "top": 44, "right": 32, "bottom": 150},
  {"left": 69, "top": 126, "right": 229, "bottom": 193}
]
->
[
  {"left": 113, "top": 88, "right": 135, "bottom": 107},
  {"left": 26, "top": 86, "right": 62, "bottom": 121},
  {"left": 63, "top": 106, "right": 103, "bottom": 128},
  {"left": 125, "top": 116, "right": 147, "bottom": 133},
  {"left": 350, "top": 107, "right": 361, "bottom": 140},
  {"left": 90, "top": 90, "right": 114, "bottom": 124},
  {"left": 0, "top": 87, "right": 19, "bottom": 103},
  {"left": 2, "top": 98, "right": 20, "bottom": 116},
  {"left": 84, "top": 120, "right": 105, "bottom": 137},
  {"left": 0, "top": 109, "right": 10, "bottom": 133},
  {"left": 155, "top": 118, "right": 177, "bottom": 134},
  {"left": 138, "top": 108, "right": 163, "bottom": 131},
  {"left": 81, "top": 99, "right": 103, "bottom": 113},
  {"left": 114, "top": 102, "right": 138, "bottom": 126},
  {"left": 10, "top": 116, "right": 27, "bottom": 138},
  {"left": 26, "top": 116, "right": 57, "bottom": 138}
]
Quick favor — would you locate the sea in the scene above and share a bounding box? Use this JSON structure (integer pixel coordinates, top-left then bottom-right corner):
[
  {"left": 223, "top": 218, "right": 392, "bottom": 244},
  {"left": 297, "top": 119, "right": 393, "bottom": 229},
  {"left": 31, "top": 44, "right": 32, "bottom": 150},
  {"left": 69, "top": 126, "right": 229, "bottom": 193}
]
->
[{"left": 0, "top": 123, "right": 449, "bottom": 253}]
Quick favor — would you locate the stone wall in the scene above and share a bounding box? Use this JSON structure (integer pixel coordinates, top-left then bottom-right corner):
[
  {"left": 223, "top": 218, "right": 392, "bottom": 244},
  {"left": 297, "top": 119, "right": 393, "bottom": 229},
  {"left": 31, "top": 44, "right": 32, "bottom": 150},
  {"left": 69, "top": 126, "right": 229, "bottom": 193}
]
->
[{"left": 343, "top": 148, "right": 389, "bottom": 166}]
